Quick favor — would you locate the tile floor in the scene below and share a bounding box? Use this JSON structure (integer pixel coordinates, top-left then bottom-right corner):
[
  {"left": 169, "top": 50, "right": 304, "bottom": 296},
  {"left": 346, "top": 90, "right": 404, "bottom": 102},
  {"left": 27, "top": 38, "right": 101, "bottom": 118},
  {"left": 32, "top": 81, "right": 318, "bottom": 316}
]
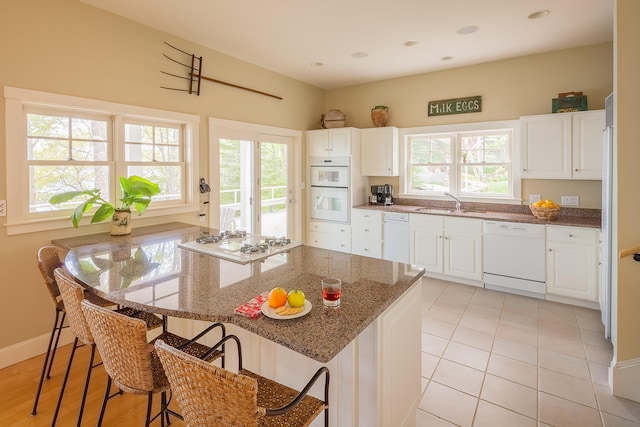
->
[{"left": 416, "top": 277, "right": 640, "bottom": 427}]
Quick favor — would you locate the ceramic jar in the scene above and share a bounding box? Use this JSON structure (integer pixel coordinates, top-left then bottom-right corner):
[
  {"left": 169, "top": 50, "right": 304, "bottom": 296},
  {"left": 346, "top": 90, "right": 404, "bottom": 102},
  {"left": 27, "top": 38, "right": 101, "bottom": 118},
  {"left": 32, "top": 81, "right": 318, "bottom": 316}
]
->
[
  {"left": 371, "top": 106, "right": 389, "bottom": 127},
  {"left": 110, "top": 209, "right": 132, "bottom": 236}
]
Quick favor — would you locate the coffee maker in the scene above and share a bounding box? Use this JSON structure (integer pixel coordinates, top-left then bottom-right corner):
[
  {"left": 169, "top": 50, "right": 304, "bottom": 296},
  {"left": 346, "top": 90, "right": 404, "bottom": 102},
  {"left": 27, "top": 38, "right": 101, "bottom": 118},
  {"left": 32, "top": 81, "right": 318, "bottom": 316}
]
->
[{"left": 371, "top": 184, "right": 393, "bottom": 205}]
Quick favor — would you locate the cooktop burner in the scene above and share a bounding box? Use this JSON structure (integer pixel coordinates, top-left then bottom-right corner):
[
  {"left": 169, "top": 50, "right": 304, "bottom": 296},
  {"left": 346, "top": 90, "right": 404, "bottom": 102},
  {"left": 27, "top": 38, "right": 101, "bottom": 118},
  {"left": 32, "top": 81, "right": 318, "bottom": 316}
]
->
[{"left": 179, "top": 232, "right": 302, "bottom": 264}]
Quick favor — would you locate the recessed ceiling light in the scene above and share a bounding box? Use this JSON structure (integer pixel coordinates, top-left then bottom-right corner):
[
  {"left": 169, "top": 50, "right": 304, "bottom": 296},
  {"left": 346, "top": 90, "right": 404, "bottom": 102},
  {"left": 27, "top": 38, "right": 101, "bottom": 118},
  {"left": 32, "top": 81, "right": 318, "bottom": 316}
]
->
[
  {"left": 528, "top": 10, "right": 550, "bottom": 19},
  {"left": 441, "top": 56, "right": 453, "bottom": 61},
  {"left": 351, "top": 51, "right": 368, "bottom": 59},
  {"left": 310, "top": 62, "right": 324, "bottom": 67},
  {"left": 456, "top": 25, "right": 479, "bottom": 35},
  {"left": 403, "top": 40, "right": 418, "bottom": 47}
]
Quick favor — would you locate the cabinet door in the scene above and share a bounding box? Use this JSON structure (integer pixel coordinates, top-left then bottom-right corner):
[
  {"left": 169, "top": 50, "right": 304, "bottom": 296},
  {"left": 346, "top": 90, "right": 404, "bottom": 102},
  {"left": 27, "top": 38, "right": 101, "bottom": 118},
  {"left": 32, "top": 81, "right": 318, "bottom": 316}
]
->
[
  {"left": 361, "top": 127, "right": 399, "bottom": 176},
  {"left": 328, "top": 128, "right": 352, "bottom": 156},
  {"left": 521, "top": 114, "right": 572, "bottom": 178},
  {"left": 547, "top": 242, "right": 598, "bottom": 301},
  {"left": 444, "top": 231, "right": 482, "bottom": 280},
  {"left": 572, "top": 110, "right": 605, "bottom": 179},
  {"left": 410, "top": 215, "right": 443, "bottom": 273},
  {"left": 307, "top": 130, "right": 330, "bottom": 156}
]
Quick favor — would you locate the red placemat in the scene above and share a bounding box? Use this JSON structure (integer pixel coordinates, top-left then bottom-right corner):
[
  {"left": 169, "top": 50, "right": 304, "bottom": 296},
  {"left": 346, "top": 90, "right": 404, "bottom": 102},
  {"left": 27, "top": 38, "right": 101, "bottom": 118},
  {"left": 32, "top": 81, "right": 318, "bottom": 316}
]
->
[{"left": 234, "top": 291, "right": 269, "bottom": 318}]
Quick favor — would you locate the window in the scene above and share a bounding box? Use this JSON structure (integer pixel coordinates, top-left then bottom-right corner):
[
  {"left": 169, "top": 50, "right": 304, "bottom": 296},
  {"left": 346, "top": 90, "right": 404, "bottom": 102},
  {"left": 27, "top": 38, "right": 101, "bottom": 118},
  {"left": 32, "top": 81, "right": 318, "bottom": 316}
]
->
[
  {"left": 5, "top": 87, "right": 199, "bottom": 234},
  {"left": 403, "top": 121, "right": 519, "bottom": 201}
]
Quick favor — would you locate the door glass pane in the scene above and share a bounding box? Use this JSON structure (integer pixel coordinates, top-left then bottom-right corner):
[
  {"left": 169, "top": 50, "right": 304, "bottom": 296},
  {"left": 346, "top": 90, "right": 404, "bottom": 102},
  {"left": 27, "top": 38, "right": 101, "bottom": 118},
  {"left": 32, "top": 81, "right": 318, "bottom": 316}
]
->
[
  {"left": 260, "top": 141, "right": 288, "bottom": 237},
  {"left": 219, "top": 138, "right": 253, "bottom": 233}
]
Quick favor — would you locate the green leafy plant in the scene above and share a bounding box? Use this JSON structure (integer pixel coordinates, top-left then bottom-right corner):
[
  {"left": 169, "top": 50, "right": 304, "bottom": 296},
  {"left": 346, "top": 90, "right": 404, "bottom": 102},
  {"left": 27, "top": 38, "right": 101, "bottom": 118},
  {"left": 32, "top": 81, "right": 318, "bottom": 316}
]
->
[{"left": 49, "top": 176, "right": 161, "bottom": 228}]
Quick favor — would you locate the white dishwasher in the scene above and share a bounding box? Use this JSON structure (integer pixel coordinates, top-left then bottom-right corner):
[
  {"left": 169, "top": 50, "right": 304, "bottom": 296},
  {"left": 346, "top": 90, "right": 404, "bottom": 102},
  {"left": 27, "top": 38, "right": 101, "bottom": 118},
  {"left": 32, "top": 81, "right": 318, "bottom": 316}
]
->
[
  {"left": 383, "top": 212, "right": 410, "bottom": 263},
  {"left": 483, "top": 220, "right": 546, "bottom": 298}
]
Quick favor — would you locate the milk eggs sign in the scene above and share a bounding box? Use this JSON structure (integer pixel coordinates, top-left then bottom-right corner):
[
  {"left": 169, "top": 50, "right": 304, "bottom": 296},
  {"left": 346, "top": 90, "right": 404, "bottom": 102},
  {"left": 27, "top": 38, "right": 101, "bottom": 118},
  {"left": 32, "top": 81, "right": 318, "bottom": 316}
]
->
[{"left": 428, "top": 96, "right": 482, "bottom": 116}]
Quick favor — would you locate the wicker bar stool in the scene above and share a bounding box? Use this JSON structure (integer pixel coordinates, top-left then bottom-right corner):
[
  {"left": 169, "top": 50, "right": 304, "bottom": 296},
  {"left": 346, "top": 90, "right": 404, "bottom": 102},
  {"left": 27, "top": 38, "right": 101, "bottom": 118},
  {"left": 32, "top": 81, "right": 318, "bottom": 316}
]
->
[
  {"left": 155, "top": 337, "right": 330, "bottom": 427},
  {"left": 80, "top": 299, "right": 226, "bottom": 427},
  {"left": 50, "top": 268, "right": 166, "bottom": 427},
  {"left": 32, "top": 246, "right": 126, "bottom": 416}
]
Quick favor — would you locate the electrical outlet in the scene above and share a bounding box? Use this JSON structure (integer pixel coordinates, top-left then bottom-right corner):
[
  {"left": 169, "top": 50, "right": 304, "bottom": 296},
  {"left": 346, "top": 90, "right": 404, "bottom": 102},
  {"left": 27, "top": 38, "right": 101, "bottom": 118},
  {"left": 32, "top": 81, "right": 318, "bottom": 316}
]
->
[
  {"left": 561, "top": 196, "right": 579, "bottom": 206},
  {"left": 0, "top": 200, "right": 6, "bottom": 217},
  {"left": 529, "top": 194, "right": 541, "bottom": 204}
]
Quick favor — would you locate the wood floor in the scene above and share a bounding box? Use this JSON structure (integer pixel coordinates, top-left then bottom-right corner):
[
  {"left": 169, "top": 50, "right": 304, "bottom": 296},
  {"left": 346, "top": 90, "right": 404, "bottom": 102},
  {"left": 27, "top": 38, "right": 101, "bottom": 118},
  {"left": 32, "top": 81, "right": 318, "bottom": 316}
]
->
[{"left": 0, "top": 343, "right": 186, "bottom": 426}]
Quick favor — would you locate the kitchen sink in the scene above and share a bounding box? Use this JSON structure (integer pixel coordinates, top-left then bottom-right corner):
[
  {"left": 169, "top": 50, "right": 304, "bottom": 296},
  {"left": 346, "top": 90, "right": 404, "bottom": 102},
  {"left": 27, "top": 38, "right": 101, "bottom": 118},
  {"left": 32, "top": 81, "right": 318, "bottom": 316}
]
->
[{"left": 413, "top": 207, "right": 487, "bottom": 215}]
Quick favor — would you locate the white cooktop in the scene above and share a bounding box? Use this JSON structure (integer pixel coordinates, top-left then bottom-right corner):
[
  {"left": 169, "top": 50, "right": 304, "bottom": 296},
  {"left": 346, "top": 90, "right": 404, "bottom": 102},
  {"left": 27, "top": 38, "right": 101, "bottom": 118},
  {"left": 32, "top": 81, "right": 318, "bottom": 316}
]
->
[{"left": 178, "top": 233, "right": 302, "bottom": 265}]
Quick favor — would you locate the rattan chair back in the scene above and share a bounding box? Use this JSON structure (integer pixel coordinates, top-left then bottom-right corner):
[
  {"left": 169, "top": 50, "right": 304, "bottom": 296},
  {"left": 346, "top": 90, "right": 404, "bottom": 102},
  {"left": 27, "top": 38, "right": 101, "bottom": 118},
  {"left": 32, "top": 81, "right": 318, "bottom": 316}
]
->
[
  {"left": 155, "top": 339, "right": 264, "bottom": 426},
  {"left": 54, "top": 268, "right": 93, "bottom": 345},
  {"left": 81, "top": 299, "right": 167, "bottom": 394},
  {"left": 38, "top": 246, "right": 63, "bottom": 308}
]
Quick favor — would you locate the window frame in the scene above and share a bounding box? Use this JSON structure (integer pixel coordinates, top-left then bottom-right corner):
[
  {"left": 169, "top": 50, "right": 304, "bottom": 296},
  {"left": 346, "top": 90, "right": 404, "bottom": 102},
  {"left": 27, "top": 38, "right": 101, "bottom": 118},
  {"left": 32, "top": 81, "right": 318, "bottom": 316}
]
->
[
  {"left": 400, "top": 120, "right": 521, "bottom": 204},
  {"left": 4, "top": 86, "right": 200, "bottom": 235}
]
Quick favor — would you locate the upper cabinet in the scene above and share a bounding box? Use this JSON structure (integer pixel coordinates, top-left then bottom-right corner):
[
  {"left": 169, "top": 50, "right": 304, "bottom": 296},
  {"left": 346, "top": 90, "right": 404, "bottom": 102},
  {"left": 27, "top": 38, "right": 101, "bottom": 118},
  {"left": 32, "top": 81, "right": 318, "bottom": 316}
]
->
[
  {"left": 307, "top": 127, "right": 358, "bottom": 157},
  {"left": 360, "top": 127, "right": 399, "bottom": 176},
  {"left": 520, "top": 110, "right": 605, "bottom": 179}
]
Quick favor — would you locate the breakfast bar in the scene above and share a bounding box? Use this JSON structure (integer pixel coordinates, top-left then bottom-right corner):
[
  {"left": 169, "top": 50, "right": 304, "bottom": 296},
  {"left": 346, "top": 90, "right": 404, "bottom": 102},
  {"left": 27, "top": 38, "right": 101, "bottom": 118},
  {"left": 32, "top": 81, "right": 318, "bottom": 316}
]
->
[{"left": 54, "top": 223, "right": 425, "bottom": 427}]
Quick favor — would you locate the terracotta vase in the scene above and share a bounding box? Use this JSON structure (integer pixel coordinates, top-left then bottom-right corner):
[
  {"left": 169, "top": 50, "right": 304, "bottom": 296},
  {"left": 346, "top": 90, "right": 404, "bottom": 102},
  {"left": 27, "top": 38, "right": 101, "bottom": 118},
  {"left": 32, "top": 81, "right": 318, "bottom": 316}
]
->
[
  {"left": 371, "top": 105, "right": 389, "bottom": 127},
  {"left": 110, "top": 209, "right": 132, "bottom": 236}
]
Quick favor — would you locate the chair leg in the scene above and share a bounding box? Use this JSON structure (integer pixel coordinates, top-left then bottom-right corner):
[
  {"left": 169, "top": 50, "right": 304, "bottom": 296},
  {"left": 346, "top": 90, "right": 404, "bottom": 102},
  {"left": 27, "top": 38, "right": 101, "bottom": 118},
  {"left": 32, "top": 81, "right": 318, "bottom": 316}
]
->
[
  {"left": 31, "top": 308, "right": 65, "bottom": 415},
  {"left": 75, "top": 344, "right": 97, "bottom": 427},
  {"left": 51, "top": 337, "right": 79, "bottom": 427},
  {"left": 97, "top": 376, "right": 112, "bottom": 427},
  {"left": 47, "top": 310, "right": 67, "bottom": 379},
  {"left": 145, "top": 391, "right": 154, "bottom": 427}
]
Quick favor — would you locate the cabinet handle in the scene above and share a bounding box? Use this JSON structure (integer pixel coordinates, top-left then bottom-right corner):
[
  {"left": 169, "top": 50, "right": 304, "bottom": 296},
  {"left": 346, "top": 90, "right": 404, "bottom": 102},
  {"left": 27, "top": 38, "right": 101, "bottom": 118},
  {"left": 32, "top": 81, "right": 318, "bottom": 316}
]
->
[
  {"left": 523, "top": 168, "right": 527, "bottom": 172},
  {"left": 364, "top": 228, "right": 369, "bottom": 232},
  {"left": 575, "top": 169, "right": 579, "bottom": 172},
  {"left": 569, "top": 234, "right": 574, "bottom": 238},
  {"left": 549, "top": 248, "right": 552, "bottom": 252}
]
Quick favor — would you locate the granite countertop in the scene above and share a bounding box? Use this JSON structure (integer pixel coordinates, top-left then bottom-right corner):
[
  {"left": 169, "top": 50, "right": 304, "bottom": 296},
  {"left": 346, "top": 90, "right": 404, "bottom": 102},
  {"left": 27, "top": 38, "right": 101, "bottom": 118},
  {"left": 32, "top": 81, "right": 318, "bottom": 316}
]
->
[
  {"left": 54, "top": 223, "right": 424, "bottom": 363},
  {"left": 354, "top": 201, "right": 601, "bottom": 229}
]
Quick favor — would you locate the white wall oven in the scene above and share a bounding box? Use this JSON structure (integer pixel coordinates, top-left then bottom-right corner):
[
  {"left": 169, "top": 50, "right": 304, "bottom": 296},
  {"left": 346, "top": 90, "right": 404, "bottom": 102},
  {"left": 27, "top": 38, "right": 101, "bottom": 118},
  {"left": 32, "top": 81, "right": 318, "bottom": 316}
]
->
[{"left": 310, "top": 157, "right": 350, "bottom": 223}]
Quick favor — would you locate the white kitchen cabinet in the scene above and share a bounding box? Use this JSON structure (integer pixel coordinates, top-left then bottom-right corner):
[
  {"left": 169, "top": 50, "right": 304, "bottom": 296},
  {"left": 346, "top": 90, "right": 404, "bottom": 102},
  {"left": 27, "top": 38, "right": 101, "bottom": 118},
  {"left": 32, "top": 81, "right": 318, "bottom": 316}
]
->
[
  {"left": 360, "top": 127, "right": 399, "bottom": 176},
  {"left": 520, "top": 110, "right": 605, "bottom": 180},
  {"left": 546, "top": 225, "right": 600, "bottom": 302},
  {"left": 410, "top": 214, "right": 482, "bottom": 282},
  {"left": 307, "top": 127, "right": 358, "bottom": 157},
  {"left": 307, "top": 220, "right": 351, "bottom": 253},
  {"left": 351, "top": 209, "right": 383, "bottom": 258}
]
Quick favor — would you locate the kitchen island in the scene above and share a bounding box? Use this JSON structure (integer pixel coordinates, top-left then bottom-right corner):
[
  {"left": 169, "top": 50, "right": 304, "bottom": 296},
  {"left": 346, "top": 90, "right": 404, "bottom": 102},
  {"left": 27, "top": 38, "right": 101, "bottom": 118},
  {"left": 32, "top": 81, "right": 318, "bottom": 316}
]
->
[{"left": 54, "top": 223, "right": 425, "bottom": 427}]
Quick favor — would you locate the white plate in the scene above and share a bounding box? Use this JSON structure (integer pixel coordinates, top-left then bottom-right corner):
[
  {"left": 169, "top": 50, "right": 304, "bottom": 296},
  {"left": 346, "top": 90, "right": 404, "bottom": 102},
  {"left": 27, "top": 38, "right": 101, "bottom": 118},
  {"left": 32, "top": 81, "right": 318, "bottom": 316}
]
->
[{"left": 261, "top": 300, "right": 312, "bottom": 320}]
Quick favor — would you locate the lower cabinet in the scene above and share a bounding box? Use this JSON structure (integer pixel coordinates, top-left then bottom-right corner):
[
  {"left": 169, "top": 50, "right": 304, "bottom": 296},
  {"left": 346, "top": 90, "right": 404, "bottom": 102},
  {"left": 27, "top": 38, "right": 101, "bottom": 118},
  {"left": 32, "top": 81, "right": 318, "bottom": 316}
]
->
[
  {"left": 546, "top": 225, "right": 600, "bottom": 302},
  {"left": 351, "top": 209, "right": 383, "bottom": 258},
  {"left": 410, "top": 214, "right": 482, "bottom": 281},
  {"left": 307, "top": 220, "right": 351, "bottom": 253}
]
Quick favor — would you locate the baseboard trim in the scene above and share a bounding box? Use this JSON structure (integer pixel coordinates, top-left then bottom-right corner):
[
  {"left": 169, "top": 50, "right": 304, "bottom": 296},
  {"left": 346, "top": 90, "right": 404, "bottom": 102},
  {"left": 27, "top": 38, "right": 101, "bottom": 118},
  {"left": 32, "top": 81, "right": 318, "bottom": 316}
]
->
[
  {"left": 611, "top": 357, "right": 640, "bottom": 402},
  {"left": 0, "top": 329, "right": 74, "bottom": 370}
]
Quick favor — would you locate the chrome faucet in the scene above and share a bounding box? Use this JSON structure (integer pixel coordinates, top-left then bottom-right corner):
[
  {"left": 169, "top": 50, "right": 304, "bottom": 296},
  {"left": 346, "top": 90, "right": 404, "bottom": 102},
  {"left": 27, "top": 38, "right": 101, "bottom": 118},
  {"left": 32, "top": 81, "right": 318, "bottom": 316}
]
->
[{"left": 444, "top": 192, "right": 462, "bottom": 212}]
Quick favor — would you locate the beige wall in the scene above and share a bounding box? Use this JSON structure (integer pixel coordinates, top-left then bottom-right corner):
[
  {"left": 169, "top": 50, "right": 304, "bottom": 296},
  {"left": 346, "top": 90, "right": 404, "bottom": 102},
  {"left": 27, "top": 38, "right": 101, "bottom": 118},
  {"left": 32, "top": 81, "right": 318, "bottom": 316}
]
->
[
  {"left": 0, "top": 0, "right": 324, "bottom": 348},
  {"left": 326, "top": 43, "right": 613, "bottom": 208},
  {"left": 614, "top": 0, "right": 640, "bottom": 363}
]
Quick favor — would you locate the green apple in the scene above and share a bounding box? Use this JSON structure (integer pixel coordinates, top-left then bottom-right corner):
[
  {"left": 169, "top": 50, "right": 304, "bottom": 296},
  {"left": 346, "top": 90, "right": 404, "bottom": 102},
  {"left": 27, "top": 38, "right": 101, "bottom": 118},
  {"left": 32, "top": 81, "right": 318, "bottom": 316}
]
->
[{"left": 287, "top": 289, "right": 305, "bottom": 308}]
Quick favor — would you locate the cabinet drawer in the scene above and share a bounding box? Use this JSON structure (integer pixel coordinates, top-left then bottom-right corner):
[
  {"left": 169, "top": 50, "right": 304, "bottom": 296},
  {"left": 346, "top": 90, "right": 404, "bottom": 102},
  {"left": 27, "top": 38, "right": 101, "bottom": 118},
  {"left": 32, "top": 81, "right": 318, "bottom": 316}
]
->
[
  {"left": 444, "top": 217, "right": 482, "bottom": 233},
  {"left": 308, "top": 230, "right": 351, "bottom": 253},
  {"left": 309, "top": 221, "right": 351, "bottom": 236},
  {"left": 352, "top": 209, "right": 382, "bottom": 223},
  {"left": 353, "top": 223, "right": 382, "bottom": 240},
  {"left": 352, "top": 240, "right": 382, "bottom": 258},
  {"left": 409, "top": 213, "right": 443, "bottom": 230},
  {"left": 546, "top": 225, "right": 599, "bottom": 245}
]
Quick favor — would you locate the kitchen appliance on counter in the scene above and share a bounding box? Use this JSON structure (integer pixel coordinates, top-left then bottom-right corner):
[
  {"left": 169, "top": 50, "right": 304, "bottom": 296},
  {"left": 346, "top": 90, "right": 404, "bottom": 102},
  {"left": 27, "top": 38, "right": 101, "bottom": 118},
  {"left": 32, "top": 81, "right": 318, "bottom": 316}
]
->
[
  {"left": 309, "top": 157, "right": 350, "bottom": 223},
  {"left": 483, "top": 220, "right": 546, "bottom": 298},
  {"left": 371, "top": 184, "right": 393, "bottom": 205}
]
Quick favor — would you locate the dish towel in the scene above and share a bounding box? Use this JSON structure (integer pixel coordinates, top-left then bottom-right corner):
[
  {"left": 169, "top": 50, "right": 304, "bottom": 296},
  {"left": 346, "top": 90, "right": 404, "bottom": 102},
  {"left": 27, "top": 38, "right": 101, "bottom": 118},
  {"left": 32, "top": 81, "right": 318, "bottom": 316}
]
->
[{"left": 234, "top": 291, "right": 269, "bottom": 318}]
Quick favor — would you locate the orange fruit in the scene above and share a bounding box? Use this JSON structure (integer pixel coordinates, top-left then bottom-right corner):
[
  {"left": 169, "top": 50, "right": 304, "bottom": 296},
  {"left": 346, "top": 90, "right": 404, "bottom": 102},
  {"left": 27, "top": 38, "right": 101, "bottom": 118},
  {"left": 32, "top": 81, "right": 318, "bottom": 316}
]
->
[{"left": 268, "top": 287, "right": 288, "bottom": 308}]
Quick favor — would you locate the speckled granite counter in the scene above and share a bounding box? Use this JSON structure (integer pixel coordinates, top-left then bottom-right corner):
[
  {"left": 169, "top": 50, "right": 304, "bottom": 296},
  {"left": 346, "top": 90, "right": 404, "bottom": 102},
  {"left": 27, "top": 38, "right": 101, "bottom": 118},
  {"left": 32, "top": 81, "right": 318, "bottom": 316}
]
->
[
  {"left": 54, "top": 223, "right": 424, "bottom": 363},
  {"left": 354, "top": 202, "right": 601, "bottom": 228}
]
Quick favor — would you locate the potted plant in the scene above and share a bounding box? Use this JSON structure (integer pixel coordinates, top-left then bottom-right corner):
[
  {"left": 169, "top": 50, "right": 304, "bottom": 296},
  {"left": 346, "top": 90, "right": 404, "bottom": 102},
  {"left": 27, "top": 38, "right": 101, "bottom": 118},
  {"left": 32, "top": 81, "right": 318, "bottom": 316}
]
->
[{"left": 49, "top": 175, "right": 161, "bottom": 235}]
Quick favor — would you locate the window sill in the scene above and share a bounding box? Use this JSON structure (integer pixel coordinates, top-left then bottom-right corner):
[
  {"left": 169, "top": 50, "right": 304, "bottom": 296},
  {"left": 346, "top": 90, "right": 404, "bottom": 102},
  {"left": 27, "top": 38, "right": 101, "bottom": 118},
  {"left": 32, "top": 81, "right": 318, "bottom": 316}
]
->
[{"left": 397, "top": 193, "right": 523, "bottom": 205}]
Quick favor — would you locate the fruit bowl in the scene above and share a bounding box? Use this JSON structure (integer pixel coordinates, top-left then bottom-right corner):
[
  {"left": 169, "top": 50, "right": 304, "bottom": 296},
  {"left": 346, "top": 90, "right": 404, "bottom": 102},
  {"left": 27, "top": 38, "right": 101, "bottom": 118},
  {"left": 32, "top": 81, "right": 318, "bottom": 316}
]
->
[{"left": 529, "top": 204, "right": 561, "bottom": 220}]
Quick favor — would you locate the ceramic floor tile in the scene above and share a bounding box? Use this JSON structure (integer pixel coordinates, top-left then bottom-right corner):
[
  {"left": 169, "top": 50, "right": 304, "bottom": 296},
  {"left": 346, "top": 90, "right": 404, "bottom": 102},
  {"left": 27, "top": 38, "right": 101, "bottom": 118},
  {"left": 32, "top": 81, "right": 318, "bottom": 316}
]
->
[
  {"left": 492, "top": 336, "right": 538, "bottom": 365},
  {"left": 601, "top": 412, "right": 640, "bottom": 427},
  {"left": 578, "top": 313, "right": 607, "bottom": 332},
  {"left": 470, "top": 288, "right": 506, "bottom": 309},
  {"left": 502, "top": 294, "right": 539, "bottom": 317},
  {"left": 416, "top": 409, "right": 457, "bottom": 427},
  {"left": 459, "top": 312, "right": 499, "bottom": 335},
  {"left": 480, "top": 374, "right": 537, "bottom": 418},
  {"left": 487, "top": 353, "right": 538, "bottom": 388},
  {"left": 538, "top": 333, "right": 586, "bottom": 359},
  {"left": 539, "top": 348, "right": 591, "bottom": 381},
  {"left": 432, "top": 358, "right": 485, "bottom": 397},
  {"left": 594, "top": 384, "right": 640, "bottom": 423},
  {"left": 423, "top": 332, "right": 449, "bottom": 357},
  {"left": 585, "top": 343, "right": 614, "bottom": 365},
  {"left": 425, "top": 303, "right": 465, "bottom": 325},
  {"left": 495, "top": 322, "right": 538, "bottom": 346},
  {"left": 422, "top": 316, "right": 457, "bottom": 340},
  {"left": 451, "top": 325, "right": 495, "bottom": 351},
  {"left": 538, "top": 367, "right": 598, "bottom": 408},
  {"left": 539, "top": 318, "right": 582, "bottom": 342},
  {"left": 473, "top": 400, "right": 536, "bottom": 427},
  {"left": 581, "top": 328, "right": 614, "bottom": 348},
  {"left": 443, "top": 341, "right": 490, "bottom": 372},
  {"left": 466, "top": 303, "right": 502, "bottom": 320},
  {"left": 539, "top": 391, "right": 602, "bottom": 427},
  {"left": 420, "top": 381, "right": 478, "bottom": 427},
  {"left": 589, "top": 362, "right": 611, "bottom": 387},
  {"left": 500, "top": 311, "right": 539, "bottom": 331},
  {"left": 422, "top": 352, "right": 440, "bottom": 379},
  {"left": 421, "top": 377, "right": 429, "bottom": 394},
  {"left": 538, "top": 301, "right": 578, "bottom": 323},
  {"left": 575, "top": 305, "right": 603, "bottom": 321}
]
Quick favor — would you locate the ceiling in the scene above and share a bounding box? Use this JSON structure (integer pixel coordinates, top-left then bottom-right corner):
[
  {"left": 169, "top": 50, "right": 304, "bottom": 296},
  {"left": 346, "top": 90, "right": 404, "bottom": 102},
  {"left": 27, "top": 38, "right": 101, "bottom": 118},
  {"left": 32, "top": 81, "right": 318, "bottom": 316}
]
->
[{"left": 81, "top": 0, "right": 613, "bottom": 90}]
